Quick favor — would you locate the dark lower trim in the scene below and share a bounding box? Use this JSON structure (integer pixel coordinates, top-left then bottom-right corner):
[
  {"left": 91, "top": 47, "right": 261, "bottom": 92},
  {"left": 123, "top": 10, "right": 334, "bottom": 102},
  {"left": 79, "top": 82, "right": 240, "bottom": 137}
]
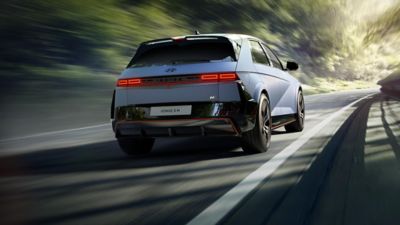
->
[
  {"left": 111, "top": 90, "right": 115, "bottom": 119},
  {"left": 114, "top": 101, "right": 258, "bottom": 133},
  {"left": 116, "top": 118, "right": 239, "bottom": 138},
  {"left": 271, "top": 114, "right": 296, "bottom": 129}
]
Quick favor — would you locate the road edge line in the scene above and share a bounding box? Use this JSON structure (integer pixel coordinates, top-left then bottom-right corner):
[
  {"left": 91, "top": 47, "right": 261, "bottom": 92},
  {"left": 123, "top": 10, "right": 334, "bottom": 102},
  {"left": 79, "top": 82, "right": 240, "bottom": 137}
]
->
[{"left": 0, "top": 123, "right": 111, "bottom": 142}]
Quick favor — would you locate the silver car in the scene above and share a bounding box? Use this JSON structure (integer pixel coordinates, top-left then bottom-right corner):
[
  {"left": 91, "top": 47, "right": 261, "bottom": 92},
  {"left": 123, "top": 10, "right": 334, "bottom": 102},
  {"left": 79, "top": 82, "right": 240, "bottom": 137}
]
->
[{"left": 111, "top": 34, "right": 304, "bottom": 155}]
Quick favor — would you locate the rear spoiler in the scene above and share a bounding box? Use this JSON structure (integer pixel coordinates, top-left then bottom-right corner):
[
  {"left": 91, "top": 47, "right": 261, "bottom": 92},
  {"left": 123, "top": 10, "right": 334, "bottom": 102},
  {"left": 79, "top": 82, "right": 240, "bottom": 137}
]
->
[{"left": 142, "top": 35, "right": 223, "bottom": 45}]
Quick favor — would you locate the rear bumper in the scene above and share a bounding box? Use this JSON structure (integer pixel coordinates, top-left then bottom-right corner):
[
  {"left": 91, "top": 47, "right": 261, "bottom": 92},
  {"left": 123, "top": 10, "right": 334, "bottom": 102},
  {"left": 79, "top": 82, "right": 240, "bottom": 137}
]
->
[
  {"left": 115, "top": 118, "right": 239, "bottom": 137},
  {"left": 113, "top": 102, "right": 257, "bottom": 138}
]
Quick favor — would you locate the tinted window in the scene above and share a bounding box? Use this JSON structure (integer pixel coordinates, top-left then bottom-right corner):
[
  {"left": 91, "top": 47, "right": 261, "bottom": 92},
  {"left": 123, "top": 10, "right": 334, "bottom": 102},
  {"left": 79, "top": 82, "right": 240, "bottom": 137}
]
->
[
  {"left": 263, "top": 44, "right": 283, "bottom": 69},
  {"left": 129, "top": 40, "right": 236, "bottom": 67},
  {"left": 250, "top": 40, "right": 270, "bottom": 66}
]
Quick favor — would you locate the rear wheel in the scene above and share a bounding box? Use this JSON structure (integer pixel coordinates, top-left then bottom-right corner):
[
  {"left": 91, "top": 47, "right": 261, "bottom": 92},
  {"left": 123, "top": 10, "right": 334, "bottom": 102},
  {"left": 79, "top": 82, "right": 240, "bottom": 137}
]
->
[
  {"left": 117, "top": 138, "right": 155, "bottom": 155},
  {"left": 285, "top": 90, "right": 305, "bottom": 132},
  {"left": 241, "top": 94, "right": 271, "bottom": 153}
]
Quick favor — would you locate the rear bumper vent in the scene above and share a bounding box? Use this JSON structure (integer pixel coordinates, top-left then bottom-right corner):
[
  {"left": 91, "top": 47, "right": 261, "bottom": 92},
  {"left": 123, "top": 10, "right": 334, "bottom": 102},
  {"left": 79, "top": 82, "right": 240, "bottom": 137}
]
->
[{"left": 116, "top": 118, "right": 239, "bottom": 137}]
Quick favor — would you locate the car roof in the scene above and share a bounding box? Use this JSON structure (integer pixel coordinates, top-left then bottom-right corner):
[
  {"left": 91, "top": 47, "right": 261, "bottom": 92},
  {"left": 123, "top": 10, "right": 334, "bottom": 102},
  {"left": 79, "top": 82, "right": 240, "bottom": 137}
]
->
[{"left": 141, "top": 33, "right": 259, "bottom": 45}]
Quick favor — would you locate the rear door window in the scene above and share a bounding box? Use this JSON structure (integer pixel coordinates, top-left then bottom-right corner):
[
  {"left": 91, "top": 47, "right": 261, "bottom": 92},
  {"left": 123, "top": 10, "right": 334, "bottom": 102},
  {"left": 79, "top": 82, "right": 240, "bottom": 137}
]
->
[
  {"left": 249, "top": 40, "right": 270, "bottom": 66},
  {"left": 262, "top": 44, "right": 283, "bottom": 70}
]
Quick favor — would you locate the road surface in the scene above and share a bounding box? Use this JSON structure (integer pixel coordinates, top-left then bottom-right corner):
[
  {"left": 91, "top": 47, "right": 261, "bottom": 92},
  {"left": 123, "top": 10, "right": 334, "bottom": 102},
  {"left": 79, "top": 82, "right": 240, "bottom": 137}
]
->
[{"left": 1, "top": 89, "right": 399, "bottom": 225}]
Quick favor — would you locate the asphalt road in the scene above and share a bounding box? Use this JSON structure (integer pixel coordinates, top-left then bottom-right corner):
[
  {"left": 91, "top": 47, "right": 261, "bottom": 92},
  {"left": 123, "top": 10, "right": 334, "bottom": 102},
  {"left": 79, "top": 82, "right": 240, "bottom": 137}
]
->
[{"left": 1, "top": 89, "right": 399, "bottom": 225}]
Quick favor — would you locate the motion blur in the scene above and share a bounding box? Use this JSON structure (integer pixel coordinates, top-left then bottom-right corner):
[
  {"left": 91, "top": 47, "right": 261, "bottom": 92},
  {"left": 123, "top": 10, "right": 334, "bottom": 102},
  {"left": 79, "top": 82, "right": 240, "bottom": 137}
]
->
[
  {"left": 1, "top": 1, "right": 400, "bottom": 225},
  {"left": 0, "top": 0, "right": 399, "bottom": 137}
]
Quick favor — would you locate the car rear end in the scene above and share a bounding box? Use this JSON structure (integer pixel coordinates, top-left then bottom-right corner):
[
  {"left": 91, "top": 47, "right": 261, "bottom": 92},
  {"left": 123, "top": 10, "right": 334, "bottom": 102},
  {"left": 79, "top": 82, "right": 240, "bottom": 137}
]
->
[{"left": 111, "top": 35, "right": 254, "bottom": 145}]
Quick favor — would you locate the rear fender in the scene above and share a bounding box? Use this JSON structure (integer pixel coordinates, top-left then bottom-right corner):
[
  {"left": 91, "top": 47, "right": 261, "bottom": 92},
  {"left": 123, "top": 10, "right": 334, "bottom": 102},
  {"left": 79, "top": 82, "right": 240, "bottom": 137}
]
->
[
  {"left": 253, "top": 83, "right": 268, "bottom": 104},
  {"left": 232, "top": 82, "right": 265, "bottom": 133}
]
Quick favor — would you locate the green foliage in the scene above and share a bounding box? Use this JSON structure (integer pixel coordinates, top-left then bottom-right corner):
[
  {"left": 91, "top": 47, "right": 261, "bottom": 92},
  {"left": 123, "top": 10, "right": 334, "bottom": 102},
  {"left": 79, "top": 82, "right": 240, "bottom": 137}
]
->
[
  {"left": 4, "top": 1, "right": 400, "bottom": 135},
  {"left": 1, "top": 0, "right": 399, "bottom": 82}
]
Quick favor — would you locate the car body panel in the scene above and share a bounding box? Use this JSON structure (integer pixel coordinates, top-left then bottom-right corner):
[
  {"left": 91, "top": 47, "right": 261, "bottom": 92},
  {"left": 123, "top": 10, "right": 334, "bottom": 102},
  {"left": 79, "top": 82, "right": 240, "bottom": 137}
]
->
[
  {"left": 118, "top": 62, "right": 237, "bottom": 106},
  {"left": 120, "top": 62, "right": 237, "bottom": 79},
  {"left": 235, "top": 38, "right": 299, "bottom": 116}
]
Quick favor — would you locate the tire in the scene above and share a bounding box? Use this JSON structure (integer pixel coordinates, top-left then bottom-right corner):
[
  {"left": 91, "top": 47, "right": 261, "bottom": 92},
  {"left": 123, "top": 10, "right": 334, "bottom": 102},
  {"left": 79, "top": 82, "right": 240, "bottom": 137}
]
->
[
  {"left": 285, "top": 90, "right": 305, "bottom": 132},
  {"left": 241, "top": 94, "right": 272, "bottom": 153},
  {"left": 117, "top": 137, "right": 155, "bottom": 155}
]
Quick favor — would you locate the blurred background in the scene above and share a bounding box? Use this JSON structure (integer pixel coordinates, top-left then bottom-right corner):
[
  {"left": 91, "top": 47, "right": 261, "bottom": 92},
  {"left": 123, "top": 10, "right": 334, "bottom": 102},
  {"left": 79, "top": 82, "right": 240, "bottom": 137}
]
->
[{"left": 1, "top": 0, "right": 399, "bottom": 138}]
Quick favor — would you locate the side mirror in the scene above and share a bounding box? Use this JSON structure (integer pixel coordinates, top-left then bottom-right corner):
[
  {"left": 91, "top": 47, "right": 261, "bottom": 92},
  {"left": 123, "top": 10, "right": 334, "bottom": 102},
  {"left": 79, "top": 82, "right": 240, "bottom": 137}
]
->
[{"left": 286, "top": 61, "right": 299, "bottom": 71}]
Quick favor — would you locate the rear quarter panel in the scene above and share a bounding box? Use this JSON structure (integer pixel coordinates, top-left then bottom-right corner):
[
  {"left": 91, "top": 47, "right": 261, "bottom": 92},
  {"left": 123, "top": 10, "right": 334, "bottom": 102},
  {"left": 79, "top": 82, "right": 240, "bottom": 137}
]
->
[{"left": 236, "top": 38, "right": 300, "bottom": 116}]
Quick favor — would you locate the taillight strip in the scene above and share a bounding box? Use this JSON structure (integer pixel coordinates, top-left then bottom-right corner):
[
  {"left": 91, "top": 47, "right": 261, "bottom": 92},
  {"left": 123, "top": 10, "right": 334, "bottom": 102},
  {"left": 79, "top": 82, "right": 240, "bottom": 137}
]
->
[
  {"left": 128, "top": 78, "right": 141, "bottom": 85},
  {"left": 219, "top": 73, "right": 237, "bottom": 80},
  {"left": 201, "top": 74, "right": 219, "bottom": 81},
  {"left": 117, "top": 79, "right": 128, "bottom": 87},
  {"left": 117, "top": 73, "right": 237, "bottom": 87}
]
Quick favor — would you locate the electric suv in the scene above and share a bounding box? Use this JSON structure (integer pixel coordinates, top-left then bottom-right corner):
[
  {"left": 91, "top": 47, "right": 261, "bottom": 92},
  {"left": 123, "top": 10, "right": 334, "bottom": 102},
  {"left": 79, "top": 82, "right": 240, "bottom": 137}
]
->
[{"left": 111, "top": 34, "right": 304, "bottom": 155}]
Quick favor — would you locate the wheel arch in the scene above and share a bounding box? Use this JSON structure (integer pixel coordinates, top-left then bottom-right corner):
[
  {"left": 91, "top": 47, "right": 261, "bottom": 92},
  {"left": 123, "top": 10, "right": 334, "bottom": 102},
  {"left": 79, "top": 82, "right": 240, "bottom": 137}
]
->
[
  {"left": 261, "top": 89, "right": 270, "bottom": 102},
  {"left": 253, "top": 82, "right": 270, "bottom": 104}
]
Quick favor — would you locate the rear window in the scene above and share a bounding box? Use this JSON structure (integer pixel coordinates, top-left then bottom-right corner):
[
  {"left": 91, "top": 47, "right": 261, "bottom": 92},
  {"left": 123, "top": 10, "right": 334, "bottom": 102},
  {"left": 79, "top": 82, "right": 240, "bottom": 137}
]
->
[{"left": 128, "top": 38, "right": 238, "bottom": 68}]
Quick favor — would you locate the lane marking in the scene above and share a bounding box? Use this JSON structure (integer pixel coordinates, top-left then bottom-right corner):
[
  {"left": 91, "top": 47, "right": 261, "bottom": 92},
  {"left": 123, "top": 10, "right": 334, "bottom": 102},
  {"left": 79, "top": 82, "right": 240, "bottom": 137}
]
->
[
  {"left": 0, "top": 123, "right": 110, "bottom": 142},
  {"left": 186, "top": 93, "right": 375, "bottom": 225},
  {"left": 304, "top": 113, "right": 322, "bottom": 120}
]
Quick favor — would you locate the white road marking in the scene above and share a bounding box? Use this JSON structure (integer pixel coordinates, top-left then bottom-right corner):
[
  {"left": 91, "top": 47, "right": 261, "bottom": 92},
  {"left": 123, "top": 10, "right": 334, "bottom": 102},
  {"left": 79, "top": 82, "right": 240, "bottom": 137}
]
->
[
  {"left": 0, "top": 123, "right": 111, "bottom": 142},
  {"left": 304, "top": 113, "right": 321, "bottom": 120},
  {"left": 186, "top": 93, "right": 375, "bottom": 225}
]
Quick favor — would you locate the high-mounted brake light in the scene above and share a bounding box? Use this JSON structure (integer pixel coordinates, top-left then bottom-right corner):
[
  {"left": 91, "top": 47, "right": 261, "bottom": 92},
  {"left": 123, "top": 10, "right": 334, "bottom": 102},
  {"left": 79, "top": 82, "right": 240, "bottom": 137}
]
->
[{"left": 172, "top": 36, "right": 186, "bottom": 42}]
